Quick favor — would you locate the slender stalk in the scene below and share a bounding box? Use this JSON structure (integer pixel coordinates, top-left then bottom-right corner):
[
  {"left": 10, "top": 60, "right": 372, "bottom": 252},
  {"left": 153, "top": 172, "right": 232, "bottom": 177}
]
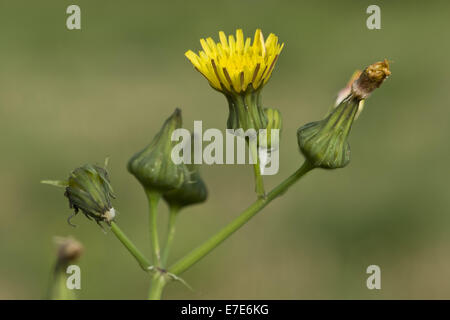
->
[
  {"left": 169, "top": 161, "right": 314, "bottom": 276},
  {"left": 161, "top": 205, "right": 180, "bottom": 267},
  {"left": 249, "top": 140, "right": 265, "bottom": 198},
  {"left": 47, "top": 263, "right": 77, "bottom": 300},
  {"left": 55, "top": 270, "right": 76, "bottom": 300},
  {"left": 146, "top": 191, "right": 161, "bottom": 267},
  {"left": 148, "top": 272, "right": 167, "bottom": 300},
  {"left": 110, "top": 221, "right": 151, "bottom": 271}
]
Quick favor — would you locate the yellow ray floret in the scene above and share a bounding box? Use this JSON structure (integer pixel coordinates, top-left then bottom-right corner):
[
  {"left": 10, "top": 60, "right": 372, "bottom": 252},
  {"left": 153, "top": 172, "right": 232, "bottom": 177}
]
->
[{"left": 185, "top": 29, "right": 284, "bottom": 93}]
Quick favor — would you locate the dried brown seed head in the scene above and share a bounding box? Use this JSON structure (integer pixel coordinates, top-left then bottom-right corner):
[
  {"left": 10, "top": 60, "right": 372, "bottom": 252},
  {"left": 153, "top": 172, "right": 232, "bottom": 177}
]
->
[{"left": 351, "top": 59, "right": 391, "bottom": 99}]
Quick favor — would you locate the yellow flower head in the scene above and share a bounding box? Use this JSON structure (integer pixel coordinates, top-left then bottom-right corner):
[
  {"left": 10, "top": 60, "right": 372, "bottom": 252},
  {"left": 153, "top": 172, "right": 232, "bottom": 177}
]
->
[{"left": 185, "top": 29, "right": 284, "bottom": 94}]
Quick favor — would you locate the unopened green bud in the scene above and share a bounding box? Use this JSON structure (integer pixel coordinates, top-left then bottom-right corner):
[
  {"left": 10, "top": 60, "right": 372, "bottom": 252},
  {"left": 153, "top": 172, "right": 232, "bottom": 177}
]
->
[
  {"left": 42, "top": 161, "right": 117, "bottom": 226},
  {"left": 163, "top": 168, "right": 208, "bottom": 209},
  {"left": 259, "top": 107, "right": 282, "bottom": 150},
  {"left": 127, "top": 108, "right": 188, "bottom": 193},
  {"left": 65, "top": 164, "right": 116, "bottom": 223},
  {"left": 297, "top": 60, "right": 390, "bottom": 169},
  {"left": 163, "top": 133, "right": 208, "bottom": 209}
]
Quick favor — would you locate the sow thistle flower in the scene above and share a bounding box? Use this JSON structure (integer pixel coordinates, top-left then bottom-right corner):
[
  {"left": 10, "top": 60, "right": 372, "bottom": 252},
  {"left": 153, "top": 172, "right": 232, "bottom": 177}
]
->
[
  {"left": 297, "top": 60, "right": 391, "bottom": 169},
  {"left": 185, "top": 29, "right": 284, "bottom": 134}
]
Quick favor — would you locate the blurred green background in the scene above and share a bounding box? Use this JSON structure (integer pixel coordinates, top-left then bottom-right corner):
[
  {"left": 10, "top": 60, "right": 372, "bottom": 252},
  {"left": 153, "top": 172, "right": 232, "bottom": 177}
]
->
[{"left": 1, "top": 0, "right": 450, "bottom": 299}]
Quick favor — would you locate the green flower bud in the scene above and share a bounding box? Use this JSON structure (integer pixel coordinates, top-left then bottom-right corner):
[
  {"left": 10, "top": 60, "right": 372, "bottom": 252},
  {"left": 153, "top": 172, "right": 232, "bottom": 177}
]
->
[
  {"left": 259, "top": 107, "right": 282, "bottom": 150},
  {"left": 163, "top": 133, "right": 208, "bottom": 209},
  {"left": 163, "top": 168, "right": 208, "bottom": 209},
  {"left": 65, "top": 164, "right": 116, "bottom": 224},
  {"left": 297, "top": 60, "right": 391, "bottom": 169},
  {"left": 42, "top": 161, "right": 117, "bottom": 226},
  {"left": 127, "top": 108, "right": 188, "bottom": 193}
]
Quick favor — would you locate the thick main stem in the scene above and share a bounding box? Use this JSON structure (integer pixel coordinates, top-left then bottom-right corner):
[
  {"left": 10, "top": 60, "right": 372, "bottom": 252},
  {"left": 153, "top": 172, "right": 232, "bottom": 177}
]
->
[
  {"left": 110, "top": 221, "right": 151, "bottom": 271},
  {"left": 146, "top": 191, "right": 161, "bottom": 267},
  {"left": 169, "top": 161, "right": 314, "bottom": 276},
  {"left": 148, "top": 273, "right": 167, "bottom": 300}
]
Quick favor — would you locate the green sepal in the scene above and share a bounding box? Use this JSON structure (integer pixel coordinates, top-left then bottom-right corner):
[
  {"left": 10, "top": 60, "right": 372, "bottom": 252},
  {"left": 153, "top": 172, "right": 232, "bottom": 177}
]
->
[{"left": 226, "top": 89, "right": 268, "bottom": 134}]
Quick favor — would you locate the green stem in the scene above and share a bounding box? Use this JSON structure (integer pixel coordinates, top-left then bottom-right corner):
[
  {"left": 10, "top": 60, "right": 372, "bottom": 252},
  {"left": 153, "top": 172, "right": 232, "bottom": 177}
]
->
[
  {"left": 110, "top": 221, "right": 151, "bottom": 271},
  {"left": 169, "top": 161, "right": 314, "bottom": 276},
  {"left": 161, "top": 205, "right": 180, "bottom": 267},
  {"left": 148, "top": 272, "right": 167, "bottom": 300},
  {"left": 47, "top": 263, "right": 77, "bottom": 300},
  {"left": 249, "top": 140, "right": 265, "bottom": 198},
  {"left": 146, "top": 191, "right": 161, "bottom": 267}
]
